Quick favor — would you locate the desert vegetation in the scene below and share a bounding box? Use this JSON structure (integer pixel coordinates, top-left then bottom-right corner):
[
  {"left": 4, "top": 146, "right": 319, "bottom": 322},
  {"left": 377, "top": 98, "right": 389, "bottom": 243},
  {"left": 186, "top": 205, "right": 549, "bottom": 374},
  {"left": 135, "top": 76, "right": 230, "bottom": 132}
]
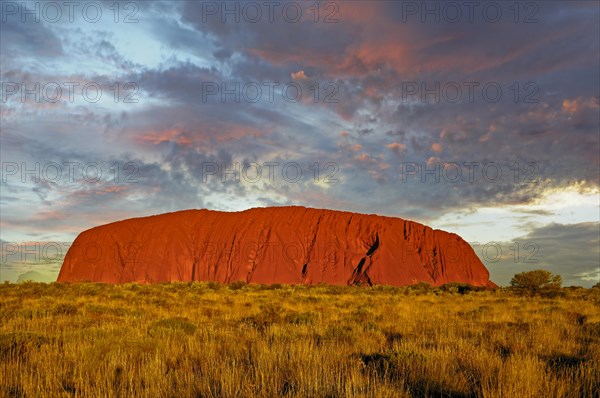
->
[
  {"left": 510, "top": 270, "right": 563, "bottom": 295},
  {"left": 0, "top": 281, "right": 599, "bottom": 397}
]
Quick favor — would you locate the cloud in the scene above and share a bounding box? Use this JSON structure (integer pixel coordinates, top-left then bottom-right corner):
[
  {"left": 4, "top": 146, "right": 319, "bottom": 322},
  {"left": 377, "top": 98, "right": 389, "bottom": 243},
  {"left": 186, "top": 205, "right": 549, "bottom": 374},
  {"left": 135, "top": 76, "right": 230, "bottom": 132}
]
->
[
  {"left": 562, "top": 97, "right": 599, "bottom": 115},
  {"left": 486, "top": 222, "right": 600, "bottom": 287},
  {"left": 386, "top": 142, "right": 406, "bottom": 154},
  {"left": 291, "top": 70, "right": 308, "bottom": 80},
  {"left": 17, "top": 270, "right": 56, "bottom": 283},
  {"left": 0, "top": 15, "right": 64, "bottom": 61}
]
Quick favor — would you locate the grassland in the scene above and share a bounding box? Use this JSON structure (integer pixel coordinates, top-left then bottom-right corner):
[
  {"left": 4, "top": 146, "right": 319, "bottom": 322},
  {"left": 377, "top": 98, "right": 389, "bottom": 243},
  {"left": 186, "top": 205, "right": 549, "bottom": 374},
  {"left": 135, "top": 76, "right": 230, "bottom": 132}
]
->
[{"left": 0, "top": 282, "right": 598, "bottom": 398}]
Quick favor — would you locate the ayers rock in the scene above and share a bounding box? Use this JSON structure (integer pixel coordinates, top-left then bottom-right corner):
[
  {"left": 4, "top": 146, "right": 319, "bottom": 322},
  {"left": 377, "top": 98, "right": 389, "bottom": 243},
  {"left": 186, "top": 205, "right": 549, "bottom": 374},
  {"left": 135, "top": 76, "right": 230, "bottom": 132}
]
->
[{"left": 57, "top": 207, "right": 495, "bottom": 287}]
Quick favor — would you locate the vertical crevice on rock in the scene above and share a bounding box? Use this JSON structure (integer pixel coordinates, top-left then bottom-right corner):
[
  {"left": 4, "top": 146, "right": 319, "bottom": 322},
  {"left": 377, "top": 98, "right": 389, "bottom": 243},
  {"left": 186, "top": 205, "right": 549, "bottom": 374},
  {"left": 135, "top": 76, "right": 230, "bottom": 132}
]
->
[
  {"left": 366, "top": 234, "right": 379, "bottom": 256},
  {"left": 191, "top": 258, "right": 197, "bottom": 282},
  {"left": 343, "top": 215, "right": 354, "bottom": 271},
  {"left": 305, "top": 215, "right": 323, "bottom": 269},
  {"left": 224, "top": 233, "right": 238, "bottom": 283},
  {"left": 432, "top": 249, "right": 439, "bottom": 282},
  {"left": 301, "top": 263, "right": 308, "bottom": 279},
  {"left": 348, "top": 234, "right": 379, "bottom": 286},
  {"left": 111, "top": 237, "right": 127, "bottom": 282},
  {"left": 191, "top": 235, "right": 199, "bottom": 282},
  {"left": 247, "top": 227, "right": 272, "bottom": 283}
]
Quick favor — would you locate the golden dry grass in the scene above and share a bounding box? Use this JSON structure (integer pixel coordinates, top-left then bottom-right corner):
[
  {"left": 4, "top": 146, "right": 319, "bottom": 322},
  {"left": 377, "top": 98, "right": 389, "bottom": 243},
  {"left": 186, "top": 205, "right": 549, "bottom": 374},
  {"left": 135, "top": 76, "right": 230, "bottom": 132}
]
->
[{"left": 0, "top": 282, "right": 598, "bottom": 397}]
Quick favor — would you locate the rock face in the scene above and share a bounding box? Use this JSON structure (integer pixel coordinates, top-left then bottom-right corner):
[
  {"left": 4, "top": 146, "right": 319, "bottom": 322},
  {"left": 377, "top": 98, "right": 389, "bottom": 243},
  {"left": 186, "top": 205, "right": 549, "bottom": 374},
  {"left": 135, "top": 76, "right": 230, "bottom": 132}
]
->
[{"left": 57, "top": 207, "right": 495, "bottom": 287}]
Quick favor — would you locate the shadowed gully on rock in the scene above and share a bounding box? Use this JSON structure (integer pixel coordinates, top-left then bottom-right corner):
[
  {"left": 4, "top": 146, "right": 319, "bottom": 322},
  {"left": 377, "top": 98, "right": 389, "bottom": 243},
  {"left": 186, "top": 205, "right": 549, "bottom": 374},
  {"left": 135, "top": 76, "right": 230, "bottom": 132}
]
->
[{"left": 57, "top": 207, "right": 495, "bottom": 287}]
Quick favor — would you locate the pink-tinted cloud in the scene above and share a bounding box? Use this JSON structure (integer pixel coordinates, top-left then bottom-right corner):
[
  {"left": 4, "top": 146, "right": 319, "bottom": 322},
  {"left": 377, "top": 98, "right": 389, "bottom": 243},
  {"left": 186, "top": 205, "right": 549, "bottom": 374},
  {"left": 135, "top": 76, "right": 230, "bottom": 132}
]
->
[
  {"left": 291, "top": 70, "right": 308, "bottom": 80},
  {"left": 133, "top": 122, "right": 269, "bottom": 151},
  {"left": 562, "top": 97, "right": 599, "bottom": 115},
  {"left": 386, "top": 142, "right": 406, "bottom": 154},
  {"left": 426, "top": 156, "right": 440, "bottom": 166},
  {"left": 355, "top": 153, "right": 371, "bottom": 163},
  {"left": 32, "top": 211, "right": 68, "bottom": 222},
  {"left": 137, "top": 129, "right": 194, "bottom": 147}
]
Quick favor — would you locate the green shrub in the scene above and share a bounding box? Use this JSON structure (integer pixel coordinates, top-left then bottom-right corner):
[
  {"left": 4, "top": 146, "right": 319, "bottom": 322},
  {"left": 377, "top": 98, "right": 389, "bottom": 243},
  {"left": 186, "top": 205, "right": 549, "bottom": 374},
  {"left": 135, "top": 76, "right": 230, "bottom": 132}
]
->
[
  {"left": 408, "top": 282, "right": 434, "bottom": 293},
  {"left": 510, "top": 270, "right": 562, "bottom": 294},
  {"left": 228, "top": 280, "right": 247, "bottom": 291},
  {"left": 206, "top": 281, "right": 222, "bottom": 290},
  {"left": 442, "top": 283, "right": 483, "bottom": 294}
]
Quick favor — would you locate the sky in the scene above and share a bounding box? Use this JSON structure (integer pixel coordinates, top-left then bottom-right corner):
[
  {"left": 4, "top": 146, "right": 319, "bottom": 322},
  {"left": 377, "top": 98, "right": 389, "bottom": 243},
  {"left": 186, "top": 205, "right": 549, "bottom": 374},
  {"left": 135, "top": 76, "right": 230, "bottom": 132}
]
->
[{"left": 0, "top": 0, "right": 599, "bottom": 286}]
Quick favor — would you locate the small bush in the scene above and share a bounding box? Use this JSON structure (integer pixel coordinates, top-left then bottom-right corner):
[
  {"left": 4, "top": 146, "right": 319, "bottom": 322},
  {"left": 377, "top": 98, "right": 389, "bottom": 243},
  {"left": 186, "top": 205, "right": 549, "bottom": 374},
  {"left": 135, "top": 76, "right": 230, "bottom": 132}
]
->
[
  {"left": 442, "top": 283, "right": 483, "bottom": 294},
  {"left": 149, "top": 317, "right": 197, "bottom": 335},
  {"left": 408, "top": 282, "right": 434, "bottom": 293},
  {"left": 284, "top": 311, "right": 315, "bottom": 325},
  {"left": 510, "top": 270, "right": 562, "bottom": 294},
  {"left": 544, "top": 354, "right": 588, "bottom": 373},
  {"left": 539, "top": 288, "right": 567, "bottom": 298},
  {"left": 206, "top": 281, "right": 222, "bottom": 290},
  {"left": 75, "top": 283, "right": 103, "bottom": 296},
  {"left": 323, "top": 324, "right": 354, "bottom": 344},
  {"left": 319, "top": 284, "right": 348, "bottom": 295},
  {"left": 240, "top": 303, "right": 283, "bottom": 331},
  {"left": 583, "top": 322, "right": 600, "bottom": 337},
  {"left": 52, "top": 303, "right": 78, "bottom": 316},
  {"left": 228, "top": 280, "right": 247, "bottom": 291},
  {"left": 267, "top": 283, "right": 283, "bottom": 290},
  {"left": 85, "top": 304, "right": 131, "bottom": 317},
  {"left": 355, "top": 350, "right": 426, "bottom": 381},
  {"left": 0, "top": 332, "right": 52, "bottom": 360}
]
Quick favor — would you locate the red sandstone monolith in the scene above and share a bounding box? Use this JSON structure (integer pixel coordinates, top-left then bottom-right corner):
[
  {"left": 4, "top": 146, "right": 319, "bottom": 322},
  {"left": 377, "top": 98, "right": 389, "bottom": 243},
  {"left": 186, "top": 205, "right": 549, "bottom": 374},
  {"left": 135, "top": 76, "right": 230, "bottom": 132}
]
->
[{"left": 57, "top": 207, "right": 495, "bottom": 287}]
